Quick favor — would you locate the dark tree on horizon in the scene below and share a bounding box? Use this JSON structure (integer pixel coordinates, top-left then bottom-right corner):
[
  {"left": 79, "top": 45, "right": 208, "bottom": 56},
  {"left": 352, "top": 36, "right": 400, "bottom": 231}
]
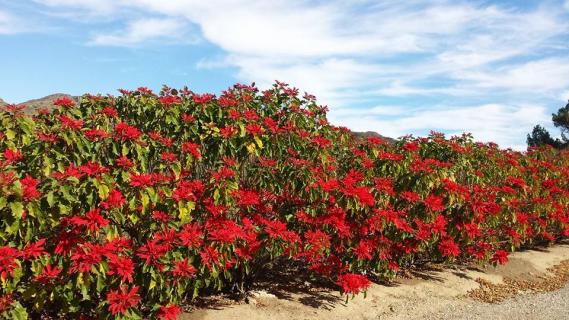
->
[{"left": 527, "top": 100, "right": 569, "bottom": 149}]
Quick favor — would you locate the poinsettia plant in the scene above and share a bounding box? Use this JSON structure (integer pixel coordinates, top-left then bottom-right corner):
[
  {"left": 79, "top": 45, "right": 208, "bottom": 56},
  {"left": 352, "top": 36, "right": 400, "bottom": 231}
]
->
[{"left": 0, "top": 81, "right": 568, "bottom": 319}]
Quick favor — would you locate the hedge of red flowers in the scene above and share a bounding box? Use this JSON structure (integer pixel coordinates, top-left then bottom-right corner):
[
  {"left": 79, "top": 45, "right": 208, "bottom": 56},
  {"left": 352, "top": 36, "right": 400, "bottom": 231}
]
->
[{"left": 1, "top": 81, "right": 568, "bottom": 319}]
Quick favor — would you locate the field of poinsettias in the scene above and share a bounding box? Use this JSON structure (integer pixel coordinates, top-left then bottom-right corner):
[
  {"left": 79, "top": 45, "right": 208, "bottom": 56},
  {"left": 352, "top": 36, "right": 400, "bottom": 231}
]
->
[{"left": 1, "top": 81, "right": 568, "bottom": 319}]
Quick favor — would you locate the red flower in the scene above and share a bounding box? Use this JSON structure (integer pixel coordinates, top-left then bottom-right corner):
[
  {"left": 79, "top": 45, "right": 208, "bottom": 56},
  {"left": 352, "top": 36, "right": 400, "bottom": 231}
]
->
[
  {"left": 172, "top": 258, "right": 197, "bottom": 279},
  {"left": 129, "top": 173, "right": 155, "bottom": 187},
  {"left": 353, "top": 240, "right": 374, "bottom": 261},
  {"left": 70, "top": 244, "right": 103, "bottom": 273},
  {"left": 159, "top": 95, "right": 182, "bottom": 107},
  {"left": 182, "top": 113, "right": 195, "bottom": 123},
  {"left": 0, "top": 172, "right": 16, "bottom": 188},
  {"left": 37, "top": 132, "right": 58, "bottom": 143},
  {"left": 106, "top": 286, "right": 140, "bottom": 315},
  {"left": 161, "top": 152, "right": 178, "bottom": 163},
  {"left": 305, "top": 230, "right": 331, "bottom": 252},
  {"left": 22, "top": 238, "right": 46, "bottom": 259},
  {"left": 53, "top": 97, "right": 75, "bottom": 107},
  {"left": 101, "top": 106, "right": 118, "bottom": 117},
  {"left": 192, "top": 93, "right": 215, "bottom": 104},
  {"left": 206, "top": 219, "right": 245, "bottom": 244},
  {"left": 101, "top": 189, "right": 126, "bottom": 209},
  {"left": 181, "top": 142, "right": 201, "bottom": 159},
  {"left": 158, "top": 304, "right": 181, "bottom": 320},
  {"left": 3, "top": 149, "right": 23, "bottom": 163},
  {"left": 220, "top": 126, "right": 237, "bottom": 138},
  {"left": 438, "top": 238, "right": 460, "bottom": 258},
  {"left": 115, "top": 156, "right": 134, "bottom": 169},
  {"left": 20, "top": 175, "right": 40, "bottom": 201},
  {"left": 312, "top": 136, "right": 331, "bottom": 148},
  {"left": 59, "top": 114, "right": 83, "bottom": 130},
  {"left": 107, "top": 255, "right": 135, "bottom": 283},
  {"left": 35, "top": 264, "right": 63, "bottom": 283},
  {"left": 114, "top": 122, "right": 141, "bottom": 141},
  {"left": 171, "top": 180, "right": 203, "bottom": 202},
  {"left": 199, "top": 246, "right": 220, "bottom": 271},
  {"left": 136, "top": 240, "right": 167, "bottom": 266},
  {"left": 424, "top": 194, "right": 445, "bottom": 212},
  {"left": 86, "top": 209, "right": 109, "bottom": 231},
  {"left": 0, "top": 294, "right": 13, "bottom": 312},
  {"left": 178, "top": 224, "right": 203, "bottom": 249},
  {"left": 79, "top": 162, "right": 109, "bottom": 177},
  {"left": 491, "top": 250, "right": 509, "bottom": 265},
  {"left": 400, "top": 191, "right": 420, "bottom": 202},
  {"left": 70, "top": 209, "right": 109, "bottom": 232},
  {"left": 0, "top": 245, "right": 20, "bottom": 279},
  {"left": 84, "top": 128, "right": 109, "bottom": 140},
  {"left": 431, "top": 215, "right": 447, "bottom": 236},
  {"left": 246, "top": 124, "right": 264, "bottom": 136},
  {"left": 336, "top": 273, "right": 370, "bottom": 295},
  {"left": 152, "top": 210, "right": 172, "bottom": 223},
  {"left": 352, "top": 186, "right": 375, "bottom": 207},
  {"left": 52, "top": 163, "right": 84, "bottom": 180},
  {"left": 233, "top": 189, "right": 260, "bottom": 206}
]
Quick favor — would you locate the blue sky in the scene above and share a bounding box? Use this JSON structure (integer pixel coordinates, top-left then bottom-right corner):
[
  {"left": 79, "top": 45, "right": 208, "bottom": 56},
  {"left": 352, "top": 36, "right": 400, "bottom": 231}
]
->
[{"left": 1, "top": 0, "right": 569, "bottom": 149}]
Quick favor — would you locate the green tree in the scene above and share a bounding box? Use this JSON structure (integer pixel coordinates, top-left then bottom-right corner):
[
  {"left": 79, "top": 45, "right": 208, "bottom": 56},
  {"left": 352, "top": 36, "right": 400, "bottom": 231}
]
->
[
  {"left": 552, "top": 100, "right": 569, "bottom": 143},
  {"left": 527, "top": 100, "right": 568, "bottom": 149},
  {"left": 527, "top": 125, "right": 561, "bottom": 148}
]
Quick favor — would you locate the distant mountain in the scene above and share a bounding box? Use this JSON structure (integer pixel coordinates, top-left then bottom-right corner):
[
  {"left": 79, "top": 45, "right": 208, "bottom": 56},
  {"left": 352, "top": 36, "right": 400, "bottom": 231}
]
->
[
  {"left": 0, "top": 94, "right": 78, "bottom": 113},
  {"left": 352, "top": 131, "right": 396, "bottom": 143}
]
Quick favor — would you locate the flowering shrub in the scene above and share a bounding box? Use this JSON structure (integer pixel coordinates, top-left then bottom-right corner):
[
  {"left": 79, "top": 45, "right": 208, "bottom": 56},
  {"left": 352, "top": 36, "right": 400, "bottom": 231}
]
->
[{"left": 1, "top": 81, "right": 568, "bottom": 319}]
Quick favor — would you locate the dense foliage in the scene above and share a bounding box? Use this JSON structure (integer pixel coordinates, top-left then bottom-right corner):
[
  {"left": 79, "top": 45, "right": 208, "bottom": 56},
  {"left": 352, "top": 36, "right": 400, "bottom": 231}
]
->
[{"left": 1, "top": 82, "right": 568, "bottom": 319}]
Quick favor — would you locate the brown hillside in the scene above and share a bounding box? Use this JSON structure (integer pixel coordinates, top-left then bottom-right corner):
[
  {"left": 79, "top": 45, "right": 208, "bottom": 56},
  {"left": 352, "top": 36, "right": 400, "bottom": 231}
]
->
[{"left": 0, "top": 94, "right": 78, "bottom": 113}]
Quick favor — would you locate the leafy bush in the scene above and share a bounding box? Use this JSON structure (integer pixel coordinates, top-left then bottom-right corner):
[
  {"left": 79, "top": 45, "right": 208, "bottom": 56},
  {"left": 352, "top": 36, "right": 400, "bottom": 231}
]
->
[{"left": 1, "top": 82, "right": 568, "bottom": 319}]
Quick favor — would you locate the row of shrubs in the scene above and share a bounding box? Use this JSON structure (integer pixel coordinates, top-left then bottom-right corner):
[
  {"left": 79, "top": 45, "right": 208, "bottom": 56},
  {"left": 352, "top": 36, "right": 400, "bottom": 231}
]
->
[{"left": 1, "top": 81, "right": 568, "bottom": 319}]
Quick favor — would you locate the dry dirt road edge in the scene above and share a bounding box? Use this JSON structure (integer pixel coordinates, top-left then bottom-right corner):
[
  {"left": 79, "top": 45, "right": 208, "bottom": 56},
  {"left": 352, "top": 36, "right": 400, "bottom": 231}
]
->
[{"left": 183, "top": 244, "right": 569, "bottom": 320}]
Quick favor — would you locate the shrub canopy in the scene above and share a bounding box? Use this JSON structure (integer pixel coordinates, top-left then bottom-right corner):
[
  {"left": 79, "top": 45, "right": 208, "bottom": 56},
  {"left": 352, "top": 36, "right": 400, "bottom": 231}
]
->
[{"left": 1, "top": 82, "right": 568, "bottom": 319}]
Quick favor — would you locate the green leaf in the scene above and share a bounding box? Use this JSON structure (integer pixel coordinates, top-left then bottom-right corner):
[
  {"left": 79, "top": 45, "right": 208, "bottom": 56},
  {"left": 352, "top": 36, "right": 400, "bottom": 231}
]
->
[
  {"left": 46, "top": 192, "right": 55, "bottom": 208},
  {"left": 0, "top": 197, "right": 6, "bottom": 210},
  {"left": 98, "top": 184, "right": 110, "bottom": 200},
  {"left": 10, "top": 201, "right": 24, "bottom": 219},
  {"left": 141, "top": 192, "right": 149, "bottom": 209},
  {"left": 178, "top": 206, "right": 188, "bottom": 223},
  {"left": 5, "top": 129, "right": 16, "bottom": 140},
  {"left": 42, "top": 156, "right": 52, "bottom": 177},
  {"left": 10, "top": 302, "right": 28, "bottom": 320},
  {"left": 59, "top": 204, "right": 71, "bottom": 215},
  {"left": 254, "top": 136, "right": 264, "bottom": 149}
]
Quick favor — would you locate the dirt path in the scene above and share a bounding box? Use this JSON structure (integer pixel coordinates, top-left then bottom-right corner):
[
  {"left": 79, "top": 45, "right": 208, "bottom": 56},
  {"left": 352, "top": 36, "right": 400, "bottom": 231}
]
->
[
  {"left": 423, "top": 285, "right": 569, "bottom": 320},
  {"left": 183, "top": 244, "right": 569, "bottom": 320}
]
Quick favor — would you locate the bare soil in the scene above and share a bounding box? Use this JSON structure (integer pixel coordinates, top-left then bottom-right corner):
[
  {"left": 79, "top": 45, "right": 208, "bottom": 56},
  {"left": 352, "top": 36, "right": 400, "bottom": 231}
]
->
[{"left": 182, "top": 243, "right": 569, "bottom": 320}]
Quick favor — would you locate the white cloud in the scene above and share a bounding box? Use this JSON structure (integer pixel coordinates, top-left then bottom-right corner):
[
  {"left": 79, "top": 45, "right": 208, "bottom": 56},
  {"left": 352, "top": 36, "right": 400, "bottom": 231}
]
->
[
  {"left": 27, "top": 0, "right": 569, "bottom": 148},
  {"left": 0, "top": 10, "right": 28, "bottom": 34},
  {"left": 33, "top": 0, "right": 118, "bottom": 16},
  {"left": 329, "top": 103, "right": 550, "bottom": 150},
  {"left": 88, "top": 18, "right": 194, "bottom": 46},
  {"left": 456, "top": 58, "right": 569, "bottom": 93},
  {"left": 565, "top": 0, "right": 569, "bottom": 10}
]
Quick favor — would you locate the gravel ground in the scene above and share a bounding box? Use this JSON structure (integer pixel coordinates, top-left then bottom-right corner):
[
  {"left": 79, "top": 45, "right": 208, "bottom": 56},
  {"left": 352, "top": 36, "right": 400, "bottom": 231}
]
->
[
  {"left": 186, "top": 245, "right": 569, "bottom": 320},
  {"left": 425, "top": 284, "right": 569, "bottom": 320}
]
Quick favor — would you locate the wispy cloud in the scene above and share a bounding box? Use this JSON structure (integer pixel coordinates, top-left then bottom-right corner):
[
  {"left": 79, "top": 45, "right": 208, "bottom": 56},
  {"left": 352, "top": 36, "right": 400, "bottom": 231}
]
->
[
  {"left": 33, "top": 0, "right": 117, "bottom": 16},
  {"left": 329, "top": 103, "right": 550, "bottom": 150},
  {"left": 0, "top": 9, "right": 30, "bottom": 34},
  {"left": 87, "top": 18, "right": 195, "bottom": 47},
  {"left": 15, "top": 0, "right": 569, "bottom": 148}
]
